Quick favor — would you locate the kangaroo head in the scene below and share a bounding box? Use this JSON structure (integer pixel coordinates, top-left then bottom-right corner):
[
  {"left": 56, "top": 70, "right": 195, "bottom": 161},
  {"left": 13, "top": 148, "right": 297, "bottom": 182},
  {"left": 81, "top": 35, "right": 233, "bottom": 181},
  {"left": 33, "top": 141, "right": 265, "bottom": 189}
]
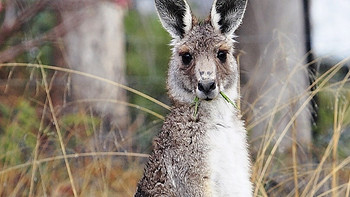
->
[{"left": 155, "top": 0, "right": 247, "bottom": 104}]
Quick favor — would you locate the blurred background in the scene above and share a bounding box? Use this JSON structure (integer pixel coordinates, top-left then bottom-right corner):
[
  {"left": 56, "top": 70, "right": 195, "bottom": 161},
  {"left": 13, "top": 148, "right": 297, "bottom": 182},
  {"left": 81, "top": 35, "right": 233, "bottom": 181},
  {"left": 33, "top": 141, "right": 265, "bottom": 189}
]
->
[{"left": 0, "top": 0, "right": 349, "bottom": 196}]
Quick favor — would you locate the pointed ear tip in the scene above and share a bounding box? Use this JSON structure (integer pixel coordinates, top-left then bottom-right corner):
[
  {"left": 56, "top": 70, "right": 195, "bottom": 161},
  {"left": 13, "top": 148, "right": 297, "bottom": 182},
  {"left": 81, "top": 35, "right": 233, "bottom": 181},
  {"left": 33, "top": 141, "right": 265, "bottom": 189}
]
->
[
  {"left": 155, "top": 0, "right": 193, "bottom": 39},
  {"left": 209, "top": 0, "right": 248, "bottom": 35}
]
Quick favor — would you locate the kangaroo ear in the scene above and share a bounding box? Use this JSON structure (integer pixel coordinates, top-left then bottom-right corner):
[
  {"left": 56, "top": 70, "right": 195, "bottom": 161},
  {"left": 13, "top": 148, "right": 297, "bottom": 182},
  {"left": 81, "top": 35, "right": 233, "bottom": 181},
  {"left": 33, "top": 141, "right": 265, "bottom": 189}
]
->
[
  {"left": 155, "top": 0, "right": 193, "bottom": 39},
  {"left": 210, "top": 0, "right": 247, "bottom": 36}
]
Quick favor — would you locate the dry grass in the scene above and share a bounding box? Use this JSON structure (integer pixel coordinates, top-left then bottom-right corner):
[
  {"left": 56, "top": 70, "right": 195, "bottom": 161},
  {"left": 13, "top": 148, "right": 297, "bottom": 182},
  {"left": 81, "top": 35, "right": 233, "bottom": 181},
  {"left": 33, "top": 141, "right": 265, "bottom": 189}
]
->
[
  {"left": 0, "top": 63, "right": 159, "bottom": 196},
  {"left": 245, "top": 55, "right": 350, "bottom": 196},
  {"left": 0, "top": 60, "right": 349, "bottom": 196}
]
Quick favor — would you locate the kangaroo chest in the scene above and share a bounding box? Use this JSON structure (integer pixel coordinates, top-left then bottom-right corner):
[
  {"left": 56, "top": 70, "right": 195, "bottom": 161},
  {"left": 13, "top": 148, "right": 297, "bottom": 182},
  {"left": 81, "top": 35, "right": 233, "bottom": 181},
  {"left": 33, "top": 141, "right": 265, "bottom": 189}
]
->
[
  {"left": 136, "top": 103, "right": 252, "bottom": 197},
  {"left": 205, "top": 119, "right": 251, "bottom": 197}
]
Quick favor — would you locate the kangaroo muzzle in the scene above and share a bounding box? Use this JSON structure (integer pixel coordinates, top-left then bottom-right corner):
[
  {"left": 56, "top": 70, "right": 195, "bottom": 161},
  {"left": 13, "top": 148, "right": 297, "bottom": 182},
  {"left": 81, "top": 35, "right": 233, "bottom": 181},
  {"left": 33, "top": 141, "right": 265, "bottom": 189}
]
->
[
  {"left": 196, "top": 79, "right": 219, "bottom": 100},
  {"left": 196, "top": 63, "right": 219, "bottom": 100}
]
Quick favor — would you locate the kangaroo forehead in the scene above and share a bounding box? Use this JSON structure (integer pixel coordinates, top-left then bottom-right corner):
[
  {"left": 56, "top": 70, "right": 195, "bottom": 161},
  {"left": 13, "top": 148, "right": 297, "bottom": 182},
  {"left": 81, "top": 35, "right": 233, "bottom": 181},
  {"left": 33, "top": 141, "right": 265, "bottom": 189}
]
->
[{"left": 181, "top": 23, "right": 227, "bottom": 51}]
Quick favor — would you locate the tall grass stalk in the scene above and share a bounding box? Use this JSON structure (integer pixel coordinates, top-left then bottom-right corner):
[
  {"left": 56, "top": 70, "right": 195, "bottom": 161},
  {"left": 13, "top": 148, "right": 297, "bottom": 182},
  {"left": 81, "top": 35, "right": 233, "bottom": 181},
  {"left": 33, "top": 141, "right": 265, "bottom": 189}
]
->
[
  {"left": 39, "top": 64, "right": 78, "bottom": 197},
  {"left": 331, "top": 68, "right": 350, "bottom": 197}
]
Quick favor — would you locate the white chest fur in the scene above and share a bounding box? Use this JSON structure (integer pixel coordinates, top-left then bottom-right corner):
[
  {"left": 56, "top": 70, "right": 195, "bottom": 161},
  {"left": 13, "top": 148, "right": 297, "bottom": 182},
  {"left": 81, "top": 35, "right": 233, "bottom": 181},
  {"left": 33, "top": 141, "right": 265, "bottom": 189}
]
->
[{"left": 205, "top": 99, "right": 252, "bottom": 197}]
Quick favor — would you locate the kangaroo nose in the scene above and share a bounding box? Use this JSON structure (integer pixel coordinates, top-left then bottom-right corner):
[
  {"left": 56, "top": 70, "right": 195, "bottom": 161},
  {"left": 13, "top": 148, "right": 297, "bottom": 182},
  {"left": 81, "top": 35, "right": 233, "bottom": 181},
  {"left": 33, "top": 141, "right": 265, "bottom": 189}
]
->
[{"left": 198, "top": 80, "right": 216, "bottom": 94}]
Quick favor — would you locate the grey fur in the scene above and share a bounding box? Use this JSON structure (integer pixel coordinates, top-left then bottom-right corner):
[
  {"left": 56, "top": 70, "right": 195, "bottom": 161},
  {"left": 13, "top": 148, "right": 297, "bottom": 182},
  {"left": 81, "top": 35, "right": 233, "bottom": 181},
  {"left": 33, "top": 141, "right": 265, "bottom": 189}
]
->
[
  {"left": 135, "top": 0, "right": 250, "bottom": 196},
  {"left": 135, "top": 105, "right": 210, "bottom": 196}
]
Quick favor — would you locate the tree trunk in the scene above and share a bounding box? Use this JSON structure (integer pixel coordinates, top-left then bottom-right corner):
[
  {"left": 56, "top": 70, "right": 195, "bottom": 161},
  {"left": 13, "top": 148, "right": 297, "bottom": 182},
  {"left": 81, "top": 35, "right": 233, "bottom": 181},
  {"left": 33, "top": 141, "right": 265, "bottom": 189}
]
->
[
  {"left": 237, "top": 0, "right": 311, "bottom": 159},
  {"left": 61, "top": 2, "right": 129, "bottom": 149}
]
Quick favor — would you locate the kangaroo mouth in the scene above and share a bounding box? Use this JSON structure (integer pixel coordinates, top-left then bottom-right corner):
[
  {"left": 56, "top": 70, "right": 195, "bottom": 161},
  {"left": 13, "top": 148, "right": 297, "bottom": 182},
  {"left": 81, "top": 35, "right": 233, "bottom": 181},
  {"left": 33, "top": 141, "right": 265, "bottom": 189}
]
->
[{"left": 196, "top": 91, "right": 218, "bottom": 101}]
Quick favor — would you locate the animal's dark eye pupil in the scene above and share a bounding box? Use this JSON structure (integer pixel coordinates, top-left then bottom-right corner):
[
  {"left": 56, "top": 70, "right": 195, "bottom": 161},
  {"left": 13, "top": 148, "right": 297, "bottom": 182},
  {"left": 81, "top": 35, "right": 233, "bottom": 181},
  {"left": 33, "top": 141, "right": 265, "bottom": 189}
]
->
[
  {"left": 181, "top": 53, "right": 192, "bottom": 65},
  {"left": 217, "top": 50, "right": 227, "bottom": 63}
]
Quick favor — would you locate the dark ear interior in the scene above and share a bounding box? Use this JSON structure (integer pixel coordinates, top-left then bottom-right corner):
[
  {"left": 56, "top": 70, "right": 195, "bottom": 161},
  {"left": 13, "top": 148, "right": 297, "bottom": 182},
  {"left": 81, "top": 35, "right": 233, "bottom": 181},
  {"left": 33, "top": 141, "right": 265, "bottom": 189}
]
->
[
  {"left": 211, "top": 0, "right": 247, "bottom": 35},
  {"left": 155, "top": 0, "right": 193, "bottom": 39}
]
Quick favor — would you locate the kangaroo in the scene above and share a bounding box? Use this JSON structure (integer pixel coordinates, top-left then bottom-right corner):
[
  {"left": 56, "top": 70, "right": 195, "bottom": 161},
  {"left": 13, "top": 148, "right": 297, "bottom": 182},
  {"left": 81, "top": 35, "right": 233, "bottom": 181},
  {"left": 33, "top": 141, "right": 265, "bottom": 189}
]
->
[{"left": 135, "top": 0, "right": 252, "bottom": 196}]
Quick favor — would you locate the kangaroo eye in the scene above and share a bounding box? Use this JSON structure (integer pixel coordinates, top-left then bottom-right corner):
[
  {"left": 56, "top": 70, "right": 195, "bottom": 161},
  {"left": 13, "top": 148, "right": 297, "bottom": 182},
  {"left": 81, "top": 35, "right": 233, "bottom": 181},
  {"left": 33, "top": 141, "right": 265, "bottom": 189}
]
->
[
  {"left": 217, "top": 50, "right": 227, "bottom": 63},
  {"left": 181, "top": 52, "right": 192, "bottom": 65}
]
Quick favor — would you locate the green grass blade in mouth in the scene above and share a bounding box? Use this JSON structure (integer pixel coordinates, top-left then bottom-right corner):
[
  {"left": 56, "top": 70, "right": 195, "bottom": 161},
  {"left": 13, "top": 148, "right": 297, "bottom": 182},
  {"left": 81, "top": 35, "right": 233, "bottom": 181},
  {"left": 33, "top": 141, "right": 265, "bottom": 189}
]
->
[
  {"left": 193, "top": 92, "right": 235, "bottom": 118},
  {"left": 220, "top": 92, "right": 237, "bottom": 108},
  {"left": 193, "top": 96, "right": 200, "bottom": 118}
]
